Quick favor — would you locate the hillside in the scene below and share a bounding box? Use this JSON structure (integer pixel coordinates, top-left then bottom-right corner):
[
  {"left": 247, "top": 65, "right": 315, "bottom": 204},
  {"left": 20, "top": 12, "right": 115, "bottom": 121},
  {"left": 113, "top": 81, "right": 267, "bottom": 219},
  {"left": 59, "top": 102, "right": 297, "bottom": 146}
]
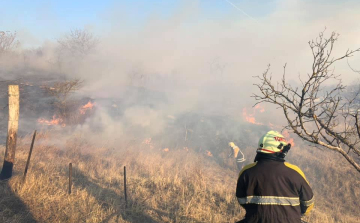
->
[
  {"left": 2, "top": 1, "right": 360, "bottom": 222},
  {"left": 0, "top": 132, "right": 359, "bottom": 223}
]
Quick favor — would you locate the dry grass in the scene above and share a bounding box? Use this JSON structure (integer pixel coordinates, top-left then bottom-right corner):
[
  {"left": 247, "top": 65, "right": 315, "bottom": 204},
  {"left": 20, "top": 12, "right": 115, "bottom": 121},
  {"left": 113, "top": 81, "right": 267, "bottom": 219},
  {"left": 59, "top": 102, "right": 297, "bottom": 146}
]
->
[{"left": 0, "top": 132, "right": 359, "bottom": 223}]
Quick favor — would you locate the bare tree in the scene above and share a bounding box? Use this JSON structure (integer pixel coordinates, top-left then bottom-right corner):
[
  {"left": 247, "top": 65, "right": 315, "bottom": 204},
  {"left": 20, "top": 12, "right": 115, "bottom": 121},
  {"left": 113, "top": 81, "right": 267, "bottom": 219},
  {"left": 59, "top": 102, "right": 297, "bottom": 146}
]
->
[
  {"left": 253, "top": 30, "right": 360, "bottom": 172},
  {"left": 45, "top": 79, "right": 83, "bottom": 122},
  {"left": 57, "top": 29, "right": 99, "bottom": 57},
  {"left": 0, "top": 31, "right": 20, "bottom": 54},
  {"left": 54, "top": 29, "right": 98, "bottom": 75}
]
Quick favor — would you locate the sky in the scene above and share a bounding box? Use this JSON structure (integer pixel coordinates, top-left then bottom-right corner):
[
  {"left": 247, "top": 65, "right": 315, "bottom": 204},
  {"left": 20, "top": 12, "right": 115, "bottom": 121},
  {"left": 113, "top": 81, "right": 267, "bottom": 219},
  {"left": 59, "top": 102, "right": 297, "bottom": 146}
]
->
[
  {"left": 1, "top": 0, "right": 359, "bottom": 83},
  {"left": 1, "top": 0, "right": 358, "bottom": 46},
  {"left": 0, "top": 0, "right": 279, "bottom": 45},
  {"left": 0, "top": 0, "right": 354, "bottom": 41},
  {"left": 1, "top": 0, "right": 360, "bottom": 89}
]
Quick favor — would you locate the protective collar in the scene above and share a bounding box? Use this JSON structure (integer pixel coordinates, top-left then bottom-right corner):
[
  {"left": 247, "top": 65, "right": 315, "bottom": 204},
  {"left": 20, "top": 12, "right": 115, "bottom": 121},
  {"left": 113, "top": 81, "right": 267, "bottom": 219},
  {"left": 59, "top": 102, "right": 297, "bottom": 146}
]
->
[{"left": 254, "top": 152, "right": 285, "bottom": 162}]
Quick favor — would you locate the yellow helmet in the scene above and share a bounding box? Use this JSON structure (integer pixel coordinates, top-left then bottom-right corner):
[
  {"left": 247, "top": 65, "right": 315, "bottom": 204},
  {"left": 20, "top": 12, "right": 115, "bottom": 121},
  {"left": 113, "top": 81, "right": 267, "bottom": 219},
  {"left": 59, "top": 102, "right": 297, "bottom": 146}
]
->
[
  {"left": 229, "top": 142, "right": 236, "bottom": 148},
  {"left": 257, "top": 131, "right": 288, "bottom": 154}
]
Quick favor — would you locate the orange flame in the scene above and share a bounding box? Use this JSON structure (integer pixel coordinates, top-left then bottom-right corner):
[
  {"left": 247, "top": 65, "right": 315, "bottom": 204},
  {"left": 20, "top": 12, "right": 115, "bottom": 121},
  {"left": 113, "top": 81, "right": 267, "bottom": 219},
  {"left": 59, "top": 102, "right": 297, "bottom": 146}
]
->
[
  {"left": 38, "top": 115, "right": 65, "bottom": 127},
  {"left": 268, "top": 122, "right": 284, "bottom": 130},
  {"left": 142, "top": 138, "right": 154, "bottom": 149},
  {"left": 287, "top": 138, "right": 295, "bottom": 147},
  {"left": 268, "top": 122, "right": 276, "bottom": 128},
  {"left": 143, "top": 138, "right": 152, "bottom": 145},
  {"left": 183, "top": 147, "right": 189, "bottom": 152},
  {"left": 163, "top": 148, "right": 169, "bottom": 152},
  {"left": 206, "top": 150, "right": 213, "bottom": 157},
  {"left": 242, "top": 108, "right": 263, "bottom": 125},
  {"left": 282, "top": 130, "right": 295, "bottom": 147},
  {"left": 254, "top": 104, "right": 265, "bottom": 113},
  {"left": 79, "top": 101, "right": 95, "bottom": 114},
  {"left": 243, "top": 105, "right": 295, "bottom": 146}
]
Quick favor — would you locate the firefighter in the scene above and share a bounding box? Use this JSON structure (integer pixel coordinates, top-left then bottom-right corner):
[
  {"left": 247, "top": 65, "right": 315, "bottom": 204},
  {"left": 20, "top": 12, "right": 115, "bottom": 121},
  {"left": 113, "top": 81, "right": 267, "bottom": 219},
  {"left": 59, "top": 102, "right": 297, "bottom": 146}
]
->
[
  {"left": 229, "top": 142, "right": 246, "bottom": 171},
  {"left": 236, "top": 130, "right": 314, "bottom": 223}
]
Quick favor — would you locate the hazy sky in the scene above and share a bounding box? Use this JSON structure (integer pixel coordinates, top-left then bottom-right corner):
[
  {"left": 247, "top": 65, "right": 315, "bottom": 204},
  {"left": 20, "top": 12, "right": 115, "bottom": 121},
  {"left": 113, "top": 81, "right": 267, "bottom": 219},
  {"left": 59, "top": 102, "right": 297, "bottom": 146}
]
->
[
  {"left": 1, "top": 0, "right": 286, "bottom": 45},
  {"left": 2, "top": 0, "right": 359, "bottom": 87},
  {"left": 1, "top": 0, "right": 358, "bottom": 45},
  {"left": 2, "top": 0, "right": 359, "bottom": 82}
]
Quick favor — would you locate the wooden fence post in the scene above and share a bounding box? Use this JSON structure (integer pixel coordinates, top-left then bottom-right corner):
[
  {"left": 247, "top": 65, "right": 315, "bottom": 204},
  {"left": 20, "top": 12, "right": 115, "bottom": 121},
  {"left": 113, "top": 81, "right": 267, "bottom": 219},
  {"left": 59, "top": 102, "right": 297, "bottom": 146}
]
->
[
  {"left": 69, "top": 163, "right": 72, "bottom": 195},
  {"left": 124, "top": 166, "right": 127, "bottom": 207},
  {"left": 23, "top": 130, "right": 37, "bottom": 182},
  {"left": 0, "top": 85, "right": 19, "bottom": 180}
]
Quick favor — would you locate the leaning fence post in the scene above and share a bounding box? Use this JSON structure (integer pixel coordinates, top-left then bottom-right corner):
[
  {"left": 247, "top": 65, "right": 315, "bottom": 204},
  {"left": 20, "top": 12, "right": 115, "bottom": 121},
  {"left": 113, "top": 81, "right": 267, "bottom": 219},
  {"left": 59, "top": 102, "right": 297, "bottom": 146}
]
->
[
  {"left": 69, "top": 163, "right": 72, "bottom": 195},
  {"left": 124, "top": 166, "right": 127, "bottom": 207},
  {"left": 23, "top": 130, "right": 37, "bottom": 182}
]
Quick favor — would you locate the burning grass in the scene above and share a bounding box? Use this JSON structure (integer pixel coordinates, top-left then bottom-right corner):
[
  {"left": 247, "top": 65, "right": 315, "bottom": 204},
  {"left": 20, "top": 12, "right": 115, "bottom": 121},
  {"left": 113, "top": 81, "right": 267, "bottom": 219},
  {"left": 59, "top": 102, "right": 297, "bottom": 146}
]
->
[
  {"left": 79, "top": 101, "right": 95, "bottom": 115},
  {"left": 0, "top": 132, "right": 359, "bottom": 223},
  {"left": 37, "top": 115, "right": 65, "bottom": 127}
]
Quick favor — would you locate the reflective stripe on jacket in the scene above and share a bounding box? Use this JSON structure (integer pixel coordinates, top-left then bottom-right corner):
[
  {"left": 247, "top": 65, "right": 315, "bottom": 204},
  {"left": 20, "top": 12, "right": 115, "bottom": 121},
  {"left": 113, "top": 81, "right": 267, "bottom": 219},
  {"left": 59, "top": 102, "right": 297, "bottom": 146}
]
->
[{"left": 236, "top": 157, "right": 314, "bottom": 223}]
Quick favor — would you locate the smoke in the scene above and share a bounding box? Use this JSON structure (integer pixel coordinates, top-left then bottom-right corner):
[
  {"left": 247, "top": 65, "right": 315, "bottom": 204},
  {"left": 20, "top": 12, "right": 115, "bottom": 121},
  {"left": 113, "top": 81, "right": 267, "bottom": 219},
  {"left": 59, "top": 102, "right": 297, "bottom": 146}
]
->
[{"left": 1, "top": 0, "right": 360, "bottom": 150}]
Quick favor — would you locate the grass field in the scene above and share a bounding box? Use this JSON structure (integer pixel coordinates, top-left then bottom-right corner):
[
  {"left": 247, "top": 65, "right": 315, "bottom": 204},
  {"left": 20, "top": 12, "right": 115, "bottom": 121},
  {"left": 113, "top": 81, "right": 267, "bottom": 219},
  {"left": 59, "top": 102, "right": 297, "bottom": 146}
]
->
[{"left": 0, "top": 132, "right": 359, "bottom": 223}]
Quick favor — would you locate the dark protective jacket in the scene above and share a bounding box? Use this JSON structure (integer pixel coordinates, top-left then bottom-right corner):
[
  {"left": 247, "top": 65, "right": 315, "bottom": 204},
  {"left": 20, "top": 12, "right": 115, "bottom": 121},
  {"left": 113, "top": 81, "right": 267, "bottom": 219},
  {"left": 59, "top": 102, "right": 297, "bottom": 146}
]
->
[{"left": 236, "top": 154, "right": 314, "bottom": 223}]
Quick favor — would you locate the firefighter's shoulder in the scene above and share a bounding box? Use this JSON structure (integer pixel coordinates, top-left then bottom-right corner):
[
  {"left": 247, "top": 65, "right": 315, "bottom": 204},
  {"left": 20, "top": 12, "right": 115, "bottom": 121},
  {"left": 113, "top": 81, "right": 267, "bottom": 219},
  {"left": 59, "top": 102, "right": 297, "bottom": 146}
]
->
[
  {"left": 238, "top": 162, "right": 257, "bottom": 177},
  {"left": 284, "top": 162, "right": 309, "bottom": 184}
]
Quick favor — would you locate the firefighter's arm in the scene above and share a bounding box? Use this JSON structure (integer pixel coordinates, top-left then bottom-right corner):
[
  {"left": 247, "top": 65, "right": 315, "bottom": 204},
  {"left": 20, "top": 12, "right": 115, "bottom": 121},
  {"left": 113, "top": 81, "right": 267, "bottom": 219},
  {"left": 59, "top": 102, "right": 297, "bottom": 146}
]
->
[
  {"left": 299, "top": 180, "right": 314, "bottom": 216},
  {"left": 284, "top": 162, "right": 314, "bottom": 215},
  {"left": 236, "top": 163, "right": 256, "bottom": 208},
  {"left": 296, "top": 170, "right": 314, "bottom": 215},
  {"left": 236, "top": 171, "right": 247, "bottom": 208}
]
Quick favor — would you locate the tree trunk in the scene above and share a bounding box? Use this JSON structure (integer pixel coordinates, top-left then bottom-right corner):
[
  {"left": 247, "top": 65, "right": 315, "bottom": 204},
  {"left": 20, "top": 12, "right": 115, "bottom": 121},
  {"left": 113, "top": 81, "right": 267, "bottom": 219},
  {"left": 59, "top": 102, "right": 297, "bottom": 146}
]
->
[{"left": 0, "top": 85, "right": 19, "bottom": 180}]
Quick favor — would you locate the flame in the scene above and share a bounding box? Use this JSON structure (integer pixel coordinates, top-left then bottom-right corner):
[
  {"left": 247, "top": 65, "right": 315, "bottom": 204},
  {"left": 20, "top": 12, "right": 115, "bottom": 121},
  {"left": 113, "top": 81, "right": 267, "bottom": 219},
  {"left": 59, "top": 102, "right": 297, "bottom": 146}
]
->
[
  {"left": 242, "top": 108, "right": 263, "bottom": 125},
  {"left": 143, "top": 138, "right": 152, "bottom": 145},
  {"left": 38, "top": 115, "right": 65, "bottom": 127},
  {"left": 282, "top": 130, "right": 295, "bottom": 147},
  {"left": 206, "top": 150, "right": 213, "bottom": 157},
  {"left": 254, "top": 104, "right": 265, "bottom": 113},
  {"left": 287, "top": 138, "right": 295, "bottom": 147},
  {"left": 242, "top": 105, "right": 296, "bottom": 146},
  {"left": 79, "top": 101, "right": 95, "bottom": 114},
  {"left": 268, "top": 122, "right": 284, "bottom": 130},
  {"left": 267, "top": 124, "right": 296, "bottom": 146},
  {"left": 142, "top": 138, "right": 154, "bottom": 149},
  {"left": 268, "top": 122, "right": 276, "bottom": 128},
  {"left": 243, "top": 105, "right": 267, "bottom": 125},
  {"left": 163, "top": 148, "right": 169, "bottom": 152},
  {"left": 183, "top": 147, "right": 189, "bottom": 152},
  {"left": 243, "top": 105, "right": 296, "bottom": 146}
]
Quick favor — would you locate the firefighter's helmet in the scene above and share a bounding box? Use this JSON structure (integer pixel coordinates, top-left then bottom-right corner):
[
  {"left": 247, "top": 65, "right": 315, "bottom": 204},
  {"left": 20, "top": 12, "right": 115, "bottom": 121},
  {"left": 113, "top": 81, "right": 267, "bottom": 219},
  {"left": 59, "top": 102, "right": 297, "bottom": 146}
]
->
[{"left": 257, "top": 130, "right": 289, "bottom": 154}]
